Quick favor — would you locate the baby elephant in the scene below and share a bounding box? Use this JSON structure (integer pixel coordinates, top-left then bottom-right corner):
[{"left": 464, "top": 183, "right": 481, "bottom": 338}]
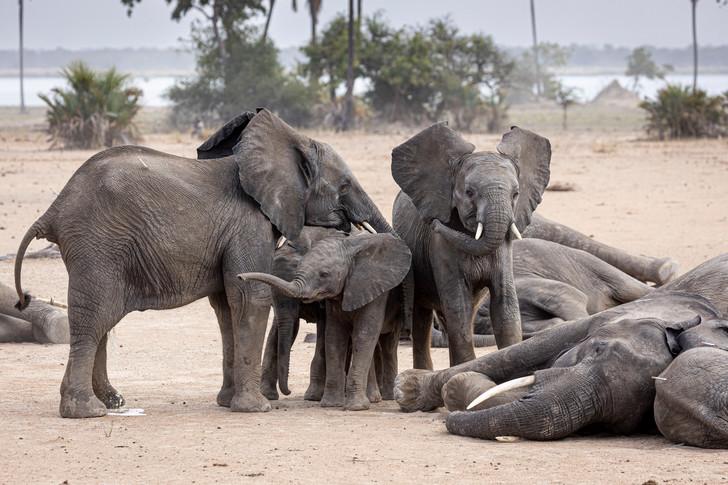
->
[{"left": 239, "top": 232, "right": 411, "bottom": 410}]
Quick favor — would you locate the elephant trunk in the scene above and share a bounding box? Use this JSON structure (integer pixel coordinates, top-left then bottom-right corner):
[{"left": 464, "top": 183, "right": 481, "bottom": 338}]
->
[
  {"left": 445, "top": 368, "right": 598, "bottom": 440},
  {"left": 346, "top": 188, "right": 394, "bottom": 235},
  {"left": 238, "top": 273, "right": 305, "bottom": 300},
  {"left": 433, "top": 205, "right": 513, "bottom": 257}
]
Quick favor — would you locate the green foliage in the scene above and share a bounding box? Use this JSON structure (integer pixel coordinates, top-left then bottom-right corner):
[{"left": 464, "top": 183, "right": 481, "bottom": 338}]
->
[
  {"left": 640, "top": 84, "right": 728, "bottom": 139},
  {"left": 39, "top": 61, "right": 142, "bottom": 149},
  {"left": 510, "top": 42, "right": 570, "bottom": 104},
  {"left": 167, "top": 23, "right": 314, "bottom": 127},
  {"left": 625, "top": 47, "right": 673, "bottom": 92}
]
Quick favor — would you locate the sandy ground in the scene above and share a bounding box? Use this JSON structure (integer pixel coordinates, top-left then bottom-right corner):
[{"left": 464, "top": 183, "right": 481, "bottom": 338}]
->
[{"left": 1, "top": 116, "right": 728, "bottom": 484}]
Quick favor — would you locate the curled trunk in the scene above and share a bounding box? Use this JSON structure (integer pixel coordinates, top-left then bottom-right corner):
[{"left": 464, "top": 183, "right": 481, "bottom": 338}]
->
[{"left": 432, "top": 209, "right": 511, "bottom": 257}]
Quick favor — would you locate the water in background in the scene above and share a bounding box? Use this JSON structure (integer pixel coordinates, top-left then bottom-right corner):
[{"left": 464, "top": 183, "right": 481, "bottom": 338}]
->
[{"left": 0, "top": 73, "right": 726, "bottom": 107}]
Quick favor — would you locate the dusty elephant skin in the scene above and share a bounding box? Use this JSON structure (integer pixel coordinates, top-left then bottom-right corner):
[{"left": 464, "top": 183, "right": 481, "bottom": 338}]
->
[
  {"left": 239, "top": 231, "right": 411, "bottom": 410},
  {"left": 13, "top": 109, "right": 393, "bottom": 419},
  {"left": 393, "top": 253, "right": 728, "bottom": 445},
  {"left": 392, "top": 124, "right": 551, "bottom": 370},
  {"left": 0, "top": 282, "right": 68, "bottom": 343},
  {"left": 654, "top": 345, "right": 728, "bottom": 448}
]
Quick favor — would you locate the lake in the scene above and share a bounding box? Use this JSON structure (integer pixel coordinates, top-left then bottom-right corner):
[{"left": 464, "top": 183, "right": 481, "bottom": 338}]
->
[{"left": 0, "top": 73, "right": 726, "bottom": 108}]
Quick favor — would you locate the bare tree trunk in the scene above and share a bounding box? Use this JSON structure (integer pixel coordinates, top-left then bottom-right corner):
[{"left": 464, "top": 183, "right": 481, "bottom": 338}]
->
[
  {"left": 262, "top": 0, "right": 276, "bottom": 42},
  {"left": 357, "top": 0, "right": 362, "bottom": 22},
  {"left": 309, "top": 1, "right": 318, "bottom": 44},
  {"left": 18, "top": 0, "right": 26, "bottom": 114},
  {"left": 691, "top": 0, "right": 698, "bottom": 92},
  {"left": 530, "top": 0, "right": 541, "bottom": 99},
  {"left": 562, "top": 105, "right": 568, "bottom": 131},
  {"left": 342, "top": 0, "right": 355, "bottom": 131}
]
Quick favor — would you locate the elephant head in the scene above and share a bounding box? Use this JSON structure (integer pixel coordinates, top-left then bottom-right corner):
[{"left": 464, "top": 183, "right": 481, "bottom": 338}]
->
[
  {"left": 445, "top": 316, "right": 704, "bottom": 441},
  {"left": 238, "top": 232, "right": 411, "bottom": 311},
  {"left": 197, "top": 108, "right": 392, "bottom": 240},
  {"left": 391, "top": 123, "right": 551, "bottom": 255}
]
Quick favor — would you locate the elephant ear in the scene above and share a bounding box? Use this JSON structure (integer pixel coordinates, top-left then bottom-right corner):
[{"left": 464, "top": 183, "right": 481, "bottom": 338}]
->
[
  {"left": 196, "top": 111, "right": 256, "bottom": 159},
  {"left": 342, "top": 234, "right": 412, "bottom": 312},
  {"left": 664, "top": 315, "right": 702, "bottom": 356},
  {"left": 233, "top": 109, "right": 319, "bottom": 241},
  {"left": 496, "top": 126, "right": 551, "bottom": 232},
  {"left": 391, "top": 122, "right": 475, "bottom": 223}
]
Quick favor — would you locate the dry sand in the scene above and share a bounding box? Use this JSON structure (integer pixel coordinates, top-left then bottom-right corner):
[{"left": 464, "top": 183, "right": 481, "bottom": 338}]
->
[{"left": 1, "top": 116, "right": 728, "bottom": 484}]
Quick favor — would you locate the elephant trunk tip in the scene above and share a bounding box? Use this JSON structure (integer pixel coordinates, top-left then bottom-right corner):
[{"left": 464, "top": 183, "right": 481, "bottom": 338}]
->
[{"left": 15, "top": 292, "right": 31, "bottom": 311}]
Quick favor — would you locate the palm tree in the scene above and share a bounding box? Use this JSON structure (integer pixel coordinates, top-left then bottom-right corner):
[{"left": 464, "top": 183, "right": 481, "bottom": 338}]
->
[
  {"left": 263, "top": 0, "right": 275, "bottom": 42},
  {"left": 530, "top": 0, "right": 541, "bottom": 99},
  {"left": 18, "top": 0, "right": 26, "bottom": 113},
  {"left": 292, "top": 0, "right": 323, "bottom": 44},
  {"left": 691, "top": 0, "right": 698, "bottom": 92},
  {"left": 342, "top": 0, "right": 354, "bottom": 131}
]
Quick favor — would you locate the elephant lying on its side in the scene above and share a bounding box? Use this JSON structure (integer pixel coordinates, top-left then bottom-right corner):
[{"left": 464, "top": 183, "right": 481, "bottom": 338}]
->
[
  {"left": 0, "top": 282, "right": 68, "bottom": 344},
  {"left": 239, "top": 231, "right": 411, "bottom": 410},
  {"left": 654, "top": 346, "right": 728, "bottom": 448},
  {"left": 393, "top": 253, "right": 728, "bottom": 444}
]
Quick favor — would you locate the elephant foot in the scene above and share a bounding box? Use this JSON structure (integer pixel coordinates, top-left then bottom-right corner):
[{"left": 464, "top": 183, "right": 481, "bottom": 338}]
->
[
  {"left": 380, "top": 386, "right": 395, "bottom": 401},
  {"left": 59, "top": 390, "right": 107, "bottom": 418},
  {"left": 442, "top": 372, "right": 496, "bottom": 411},
  {"left": 304, "top": 382, "right": 325, "bottom": 401},
  {"left": 259, "top": 379, "right": 280, "bottom": 401},
  {"left": 216, "top": 385, "right": 235, "bottom": 408},
  {"left": 320, "top": 390, "right": 345, "bottom": 408},
  {"left": 649, "top": 257, "right": 680, "bottom": 286},
  {"left": 367, "top": 387, "right": 382, "bottom": 404},
  {"left": 230, "top": 390, "right": 272, "bottom": 413},
  {"left": 345, "top": 394, "right": 371, "bottom": 411},
  {"left": 393, "top": 369, "right": 443, "bottom": 412},
  {"left": 94, "top": 385, "right": 126, "bottom": 411}
]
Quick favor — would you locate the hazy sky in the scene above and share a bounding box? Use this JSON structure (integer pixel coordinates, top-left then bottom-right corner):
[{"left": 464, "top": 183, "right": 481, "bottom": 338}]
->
[{"left": 2, "top": 0, "right": 727, "bottom": 51}]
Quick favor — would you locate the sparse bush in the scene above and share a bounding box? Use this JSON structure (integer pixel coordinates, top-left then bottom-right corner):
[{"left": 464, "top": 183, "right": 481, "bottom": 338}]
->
[
  {"left": 39, "top": 61, "right": 142, "bottom": 149},
  {"left": 640, "top": 84, "right": 728, "bottom": 139}
]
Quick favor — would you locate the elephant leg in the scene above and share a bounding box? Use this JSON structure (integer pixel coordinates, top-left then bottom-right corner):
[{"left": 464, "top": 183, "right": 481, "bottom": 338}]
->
[
  {"left": 320, "top": 313, "right": 348, "bottom": 408},
  {"left": 366, "top": 356, "right": 382, "bottom": 404},
  {"left": 524, "top": 214, "right": 679, "bottom": 285},
  {"left": 60, "top": 279, "right": 124, "bottom": 418},
  {"left": 346, "top": 299, "right": 386, "bottom": 411},
  {"left": 92, "top": 332, "right": 125, "bottom": 410},
  {"left": 488, "top": 247, "right": 522, "bottom": 349},
  {"left": 377, "top": 327, "right": 400, "bottom": 400},
  {"left": 411, "top": 304, "right": 434, "bottom": 370},
  {"left": 208, "top": 292, "right": 235, "bottom": 407},
  {"left": 260, "top": 317, "right": 280, "bottom": 400},
  {"left": 304, "top": 313, "right": 327, "bottom": 401},
  {"left": 227, "top": 287, "right": 271, "bottom": 413},
  {"left": 436, "top": 283, "right": 477, "bottom": 366}
]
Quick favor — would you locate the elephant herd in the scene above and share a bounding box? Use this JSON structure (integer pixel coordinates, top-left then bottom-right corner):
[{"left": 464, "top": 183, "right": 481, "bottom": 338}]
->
[{"left": 3, "top": 109, "right": 727, "bottom": 449}]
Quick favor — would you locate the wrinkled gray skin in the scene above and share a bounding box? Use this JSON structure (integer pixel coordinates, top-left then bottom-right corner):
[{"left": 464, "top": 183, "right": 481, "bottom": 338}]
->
[
  {"left": 524, "top": 213, "right": 680, "bottom": 286},
  {"left": 654, "top": 345, "right": 728, "bottom": 448},
  {"left": 471, "top": 238, "right": 654, "bottom": 336},
  {"left": 393, "top": 253, "right": 728, "bottom": 443},
  {"left": 0, "top": 282, "right": 69, "bottom": 343},
  {"left": 14, "top": 109, "right": 392, "bottom": 418},
  {"left": 259, "top": 226, "right": 339, "bottom": 400},
  {"left": 240, "top": 232, "right": 411, "bottom": 410},
  {"left": 392, "top": 124, "right": 551, "bottom": 369}
]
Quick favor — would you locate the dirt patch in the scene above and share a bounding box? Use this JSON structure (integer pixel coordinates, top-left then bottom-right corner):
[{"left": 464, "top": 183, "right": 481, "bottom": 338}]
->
[{"left": 1, "top": 120, "right": 728, "bottom": 483}]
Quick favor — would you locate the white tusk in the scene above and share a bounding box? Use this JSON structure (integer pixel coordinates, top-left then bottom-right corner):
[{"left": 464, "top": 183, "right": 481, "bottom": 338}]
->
[
  {"left": 510, "top": 222, "right": 522, "bottom": 240},
  {"left": 361, "top": 221, "right": 377, "bottom": 234},
  {"left": 276, "top": 236, "right": 286, "bottom": 249},
  {"left": 467, "top": 375, "right": 535, "bottom": 410},
  {"left": 475, "top": 222, "right": 483, "bottom": 240}
]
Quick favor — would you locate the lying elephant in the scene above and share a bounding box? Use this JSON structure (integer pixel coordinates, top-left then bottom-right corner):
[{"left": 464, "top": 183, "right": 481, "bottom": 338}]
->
[
  {"left": 393, "top": 253, "right": 728, "bottom": 444},
  {"left": 239, "top": 231, "right": 411, "bottom": 410},
  {"left": 654, "top": 346, "right": 728, "bottom": 448},
  {"left": 0, "top": 282, "right": 68, "bottom": 344}
]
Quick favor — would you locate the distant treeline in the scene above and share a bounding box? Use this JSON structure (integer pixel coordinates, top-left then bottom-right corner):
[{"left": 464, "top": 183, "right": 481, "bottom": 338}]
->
[{"left": 1, "top": 44, "right": 727, "bottom": 77}]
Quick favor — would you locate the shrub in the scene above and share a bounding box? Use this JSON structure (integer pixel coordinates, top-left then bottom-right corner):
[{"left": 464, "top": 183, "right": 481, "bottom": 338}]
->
[
  {"left": 640, "top": 84, "right": 728, "bottom": 139},
  {"left": 39, "top": 61, "right": 143, "bottom": 149}
]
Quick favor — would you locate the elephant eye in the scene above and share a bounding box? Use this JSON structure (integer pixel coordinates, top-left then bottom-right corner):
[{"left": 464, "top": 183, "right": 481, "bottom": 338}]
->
[
  {"left": 513, "top": 191, "right": 519, "bottom": 200},
  {"left": 319, "top": 270, "right": 329, "bottom": 279},
  {"left": 465, "top": 189, "right": 474, "bottom": 198},
  {"left": 339, "top": 181, "right": 351, "bottom": 195}
]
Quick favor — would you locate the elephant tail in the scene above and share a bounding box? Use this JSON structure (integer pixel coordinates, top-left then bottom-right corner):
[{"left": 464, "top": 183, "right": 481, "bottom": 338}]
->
[{"left": 14, "top": 220, "right": 51, "bottom": 310}]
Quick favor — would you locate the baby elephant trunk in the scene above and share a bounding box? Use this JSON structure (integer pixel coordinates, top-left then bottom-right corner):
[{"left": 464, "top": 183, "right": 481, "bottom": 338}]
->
[{"left": 237, "top": 273, "right": 305, "bottom": 300}]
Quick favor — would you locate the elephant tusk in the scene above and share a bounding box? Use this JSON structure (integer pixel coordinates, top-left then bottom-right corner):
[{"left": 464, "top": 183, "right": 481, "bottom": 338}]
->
[
  {"left": 475, "top": 222, "right": 484, "bottom": 240},
  {"left": 510, "top": 222, "right": 522, "bottom": 240},
  {"left": 354, "top": 223, "right": 363, "bottom": 231},
  {"left": 362, "top": 221, "right": 377, "bottom": 234},
  {"left": 276, "top": 236, "right": 286, "bottom": 249},
  {"left": 467, "top": 375, "right": 535, "bottom": 410}
]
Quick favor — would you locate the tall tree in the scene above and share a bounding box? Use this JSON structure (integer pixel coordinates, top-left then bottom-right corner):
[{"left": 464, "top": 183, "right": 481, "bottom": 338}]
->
[
  {"left": 292, "top": 0, "right": 323, "bottom": 44},
  {"left": 263, "top": 0, "right": 275, "bottom": 42},
  {"left": 342, "top": 0, "right": 354, "bottom": 131},
  {"left": 625, "top": 46, "right": 673, "bottom": 93},
  {"left": 530, "top": 0, "right": 541, "bottom": 98},
  {"left": 18, "top": 0, "right": 26, "bottom": 113}
]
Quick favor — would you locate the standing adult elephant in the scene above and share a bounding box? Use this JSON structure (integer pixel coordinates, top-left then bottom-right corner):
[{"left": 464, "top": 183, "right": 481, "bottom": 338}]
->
[
  {"left": 14, "top": 109, "right": 392, "bottom": 418},
  {"left": 392, "top": 123, "right": 551, "bottom": 368}
]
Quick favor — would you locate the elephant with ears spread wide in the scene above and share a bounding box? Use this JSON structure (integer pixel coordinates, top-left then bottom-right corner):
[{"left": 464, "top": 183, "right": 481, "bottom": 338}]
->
[
  {"left": 391, "top": 123, "right": 551, "bottom": 368},
  {"left": 14, "top": 109, "right": 392, "bottom": 418},
  {"left": 239, "top": 231, "right": 411, "bottom": 410},
  {"left": 393, "top": 253, "right": 728, "bottom": 445}
]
